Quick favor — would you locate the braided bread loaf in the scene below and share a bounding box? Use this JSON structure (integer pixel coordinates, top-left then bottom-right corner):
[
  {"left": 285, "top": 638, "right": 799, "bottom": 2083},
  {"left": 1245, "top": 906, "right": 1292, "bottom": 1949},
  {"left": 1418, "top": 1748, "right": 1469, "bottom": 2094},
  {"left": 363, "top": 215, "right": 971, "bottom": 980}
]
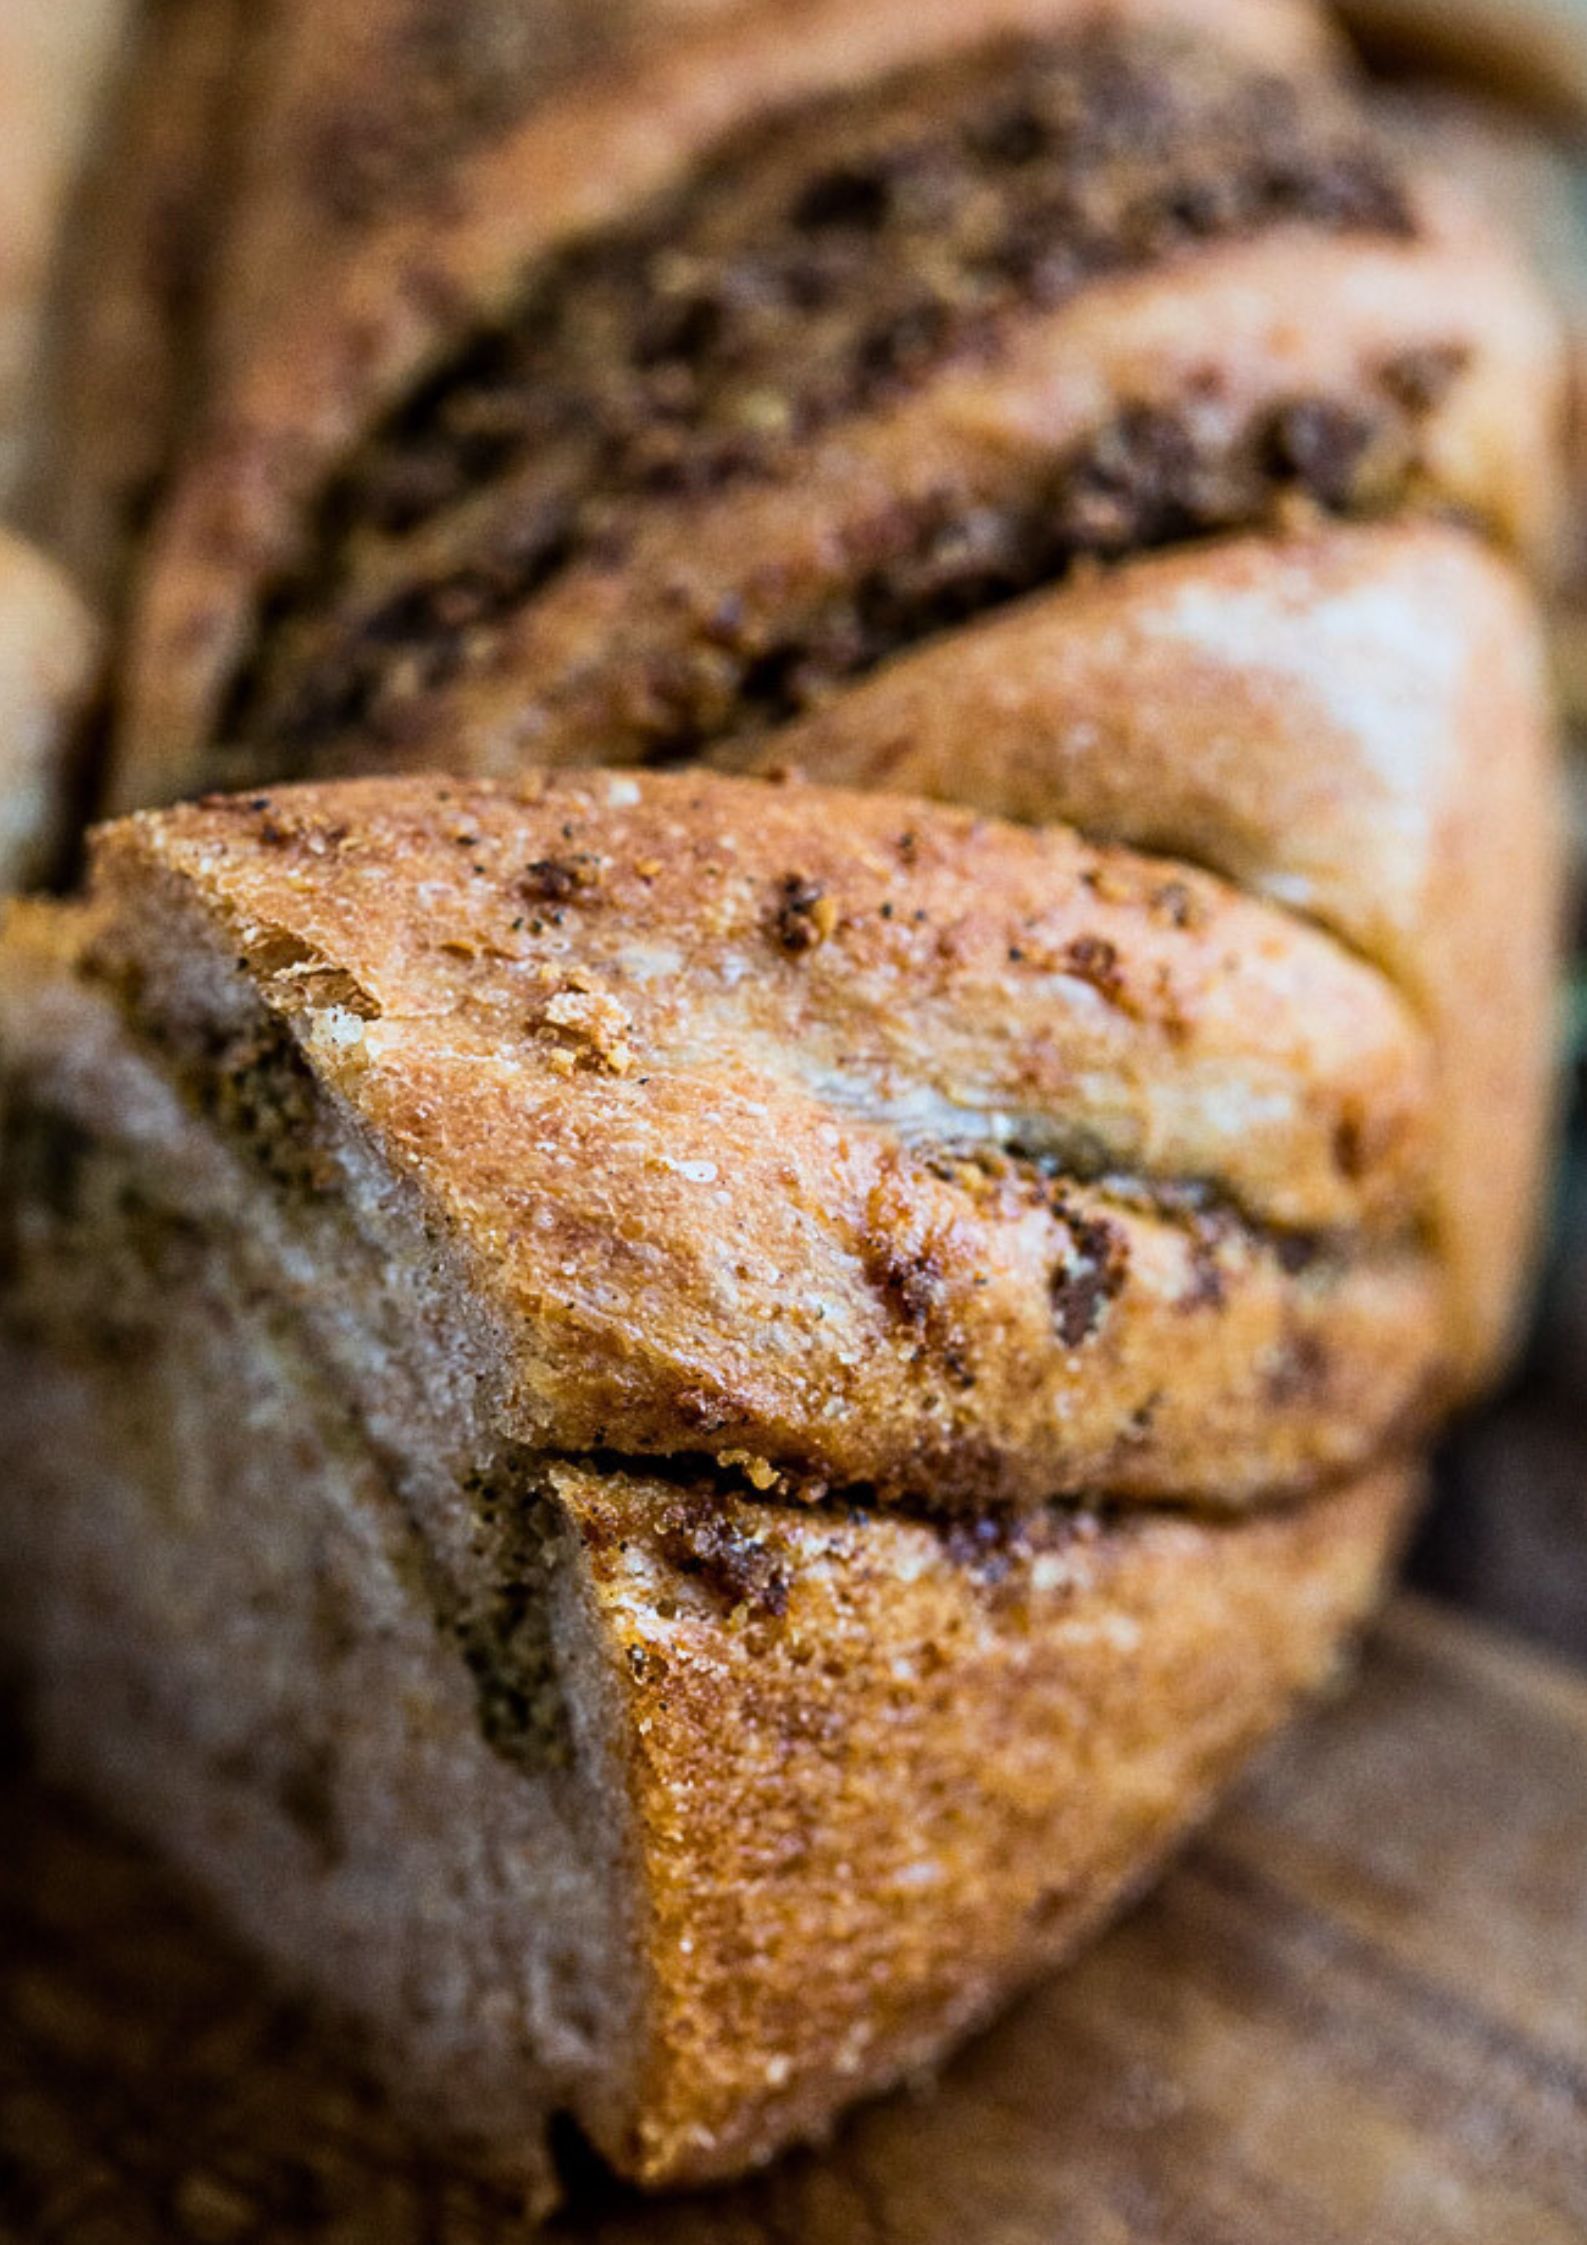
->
[{"left": 0, "top": 0, "right": 1565, "bottom": 2206}]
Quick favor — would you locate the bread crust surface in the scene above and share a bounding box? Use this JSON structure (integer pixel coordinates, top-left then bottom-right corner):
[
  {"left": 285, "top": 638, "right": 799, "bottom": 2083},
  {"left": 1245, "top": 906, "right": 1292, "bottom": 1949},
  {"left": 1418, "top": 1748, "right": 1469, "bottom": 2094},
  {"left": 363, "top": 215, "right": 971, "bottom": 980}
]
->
[{"left": 81, "top": 770, "right": 1448, "bottom": 1510}]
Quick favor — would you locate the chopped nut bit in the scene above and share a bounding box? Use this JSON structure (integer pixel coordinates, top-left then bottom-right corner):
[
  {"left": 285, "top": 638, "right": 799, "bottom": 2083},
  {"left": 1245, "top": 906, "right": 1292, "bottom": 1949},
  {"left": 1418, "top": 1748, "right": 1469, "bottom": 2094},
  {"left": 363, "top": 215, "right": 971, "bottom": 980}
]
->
[
  {"left": 773, "top": 874, "right": 838, "bottom": 953},
  {"left": 539, "top": 987, "right": 636, "bottom": 1073},
  {"left": 657, "top": 1504, "right": 791, "bottom": 1617},
  {"left": 1050, "top": 1196, "right": 1129, "bottom": 1349},
  {"left": 523, "top": 854, "right": 602, "bottom": 903},
  {"left": 1378, "top": 341, "right": 1470, "bottom": 414},
  {"left": 718, "top": 1448, "right": 783, "bottom": 1493},
  {"left": 1062, "top": 934, "right": 1127, "bottom": 1007}
]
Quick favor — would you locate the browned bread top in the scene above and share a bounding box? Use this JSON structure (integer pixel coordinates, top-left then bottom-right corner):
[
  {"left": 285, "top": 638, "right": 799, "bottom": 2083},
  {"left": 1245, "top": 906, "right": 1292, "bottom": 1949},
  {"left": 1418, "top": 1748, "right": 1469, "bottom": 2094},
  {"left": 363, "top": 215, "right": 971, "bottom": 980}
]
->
[
  {"left": 0, "top": 1, "right": 1560, "bottom": 2202},
  {"left": 726, "top": 519, "right": 1562, "bottom": 1379},
  {"left": 50, "top": 0, "right": 1333, "bottom": 609},
  {"left": 69, "top": 768, "right": 1445, "bottom": 1513},
  {"left": 21, "top": 0, "right": 1563, "bottom": 1488},
  {"left": 108, "top": 0, "right": 1567, "bottom": 818}
]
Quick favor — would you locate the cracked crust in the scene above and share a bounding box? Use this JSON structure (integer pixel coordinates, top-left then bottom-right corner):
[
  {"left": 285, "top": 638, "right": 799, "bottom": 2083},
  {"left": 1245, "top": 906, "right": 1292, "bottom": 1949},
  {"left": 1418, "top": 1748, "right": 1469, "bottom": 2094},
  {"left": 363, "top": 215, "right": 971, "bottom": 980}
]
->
[
  {"left": 80, "top": 770, "right": 1446, "bottom": 1511},
  {"left": 0, "top": 895, "right": 1415, "bottom": 2192}
]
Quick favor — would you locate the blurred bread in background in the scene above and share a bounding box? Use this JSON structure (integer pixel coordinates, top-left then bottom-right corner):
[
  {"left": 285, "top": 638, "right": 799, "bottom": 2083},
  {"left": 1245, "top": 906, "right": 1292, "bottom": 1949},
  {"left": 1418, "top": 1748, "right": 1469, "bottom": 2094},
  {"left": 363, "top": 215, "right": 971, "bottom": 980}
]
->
[
  {"left": 1339, "top": 0, "right": 1587, "bottom": 743},
  {"left": 0, "top": 530, "right": 99, "bottom": 891},
  {"left": 0, "top": 0, "right": 130, "bottom": 516},
  {"left": 36, "top": 0, "right": 840, "bottom": 608},
  {"left": 1337, "top": 0, "right": 1587, "bottom": 124}
]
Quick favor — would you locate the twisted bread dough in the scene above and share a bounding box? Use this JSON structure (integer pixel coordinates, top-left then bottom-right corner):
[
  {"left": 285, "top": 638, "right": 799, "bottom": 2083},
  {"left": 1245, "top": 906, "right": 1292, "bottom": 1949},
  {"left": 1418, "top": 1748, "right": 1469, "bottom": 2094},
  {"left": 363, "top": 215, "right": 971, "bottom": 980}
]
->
[
  {"left": 729, "top": 521, "right": 1560, "bottom": 1376},
  {"left": 96, "top": 5, "right": 1562, "bottom": 1395},
  {"left": 45, "top": 0, "right": 1331, "bottom": 604},
  {"left": 87, "top": 768, "right": 1443, "bottom": 1511},
  {"left": 0, "top": 0, "right": 1564, "bottom": 2197}
]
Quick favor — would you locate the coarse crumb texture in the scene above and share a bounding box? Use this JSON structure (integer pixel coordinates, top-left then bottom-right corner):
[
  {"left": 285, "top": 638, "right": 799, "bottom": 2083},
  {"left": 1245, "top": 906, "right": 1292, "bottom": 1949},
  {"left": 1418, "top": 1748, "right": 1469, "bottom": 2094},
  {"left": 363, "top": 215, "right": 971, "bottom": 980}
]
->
[{"left": 0, "top": 870, "right": 1415, "bottom": 2197}]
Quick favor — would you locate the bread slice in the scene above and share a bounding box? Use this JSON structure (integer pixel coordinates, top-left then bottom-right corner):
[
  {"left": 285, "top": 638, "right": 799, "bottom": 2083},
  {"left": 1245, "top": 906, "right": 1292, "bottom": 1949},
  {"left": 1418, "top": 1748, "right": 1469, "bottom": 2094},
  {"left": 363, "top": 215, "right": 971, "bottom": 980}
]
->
[
  {"left": 24, "top": 771, "right": 1445, "bottom": 1511},
  {"left": 0, "top": 774, "right": 1416, "bottom": 2201}
]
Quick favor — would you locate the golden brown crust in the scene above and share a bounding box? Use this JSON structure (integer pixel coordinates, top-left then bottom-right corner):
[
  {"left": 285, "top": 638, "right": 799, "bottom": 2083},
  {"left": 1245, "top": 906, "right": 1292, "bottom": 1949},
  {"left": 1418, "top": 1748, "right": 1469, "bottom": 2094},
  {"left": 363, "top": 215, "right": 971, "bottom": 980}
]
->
[
  {"left": 0, "top": 530, "right": 100, "bottom": 892},
  {"left": 729, "top": 519, "right": 1562, "bottom": 1380},
  {"left": 114, "top": 166, "right": 1563, "bottom": 816},
  {"left": 205, "top": 1, "right": 901, "bottom": 386},
  {"left": 152, "top": 184, "right": 1557, "bottom": 813},
  {"left": 563, "top": 1455, "right": 1417, "bottom": 2182},
  {"left": 39, "top": 0, "right": 680, "bottom": 598},
  {"left": 0, "top": 1, "right": 1559, "bottom": 2195},
  {"left": 0, "top": 882, "right": 1415, "bottom": 2193},
  {"left": 83, "top": 770, "right": 1445, "bottom": 1511},
  {"left": 40, "top": 0, "right": 1328, "bottom": 658}
]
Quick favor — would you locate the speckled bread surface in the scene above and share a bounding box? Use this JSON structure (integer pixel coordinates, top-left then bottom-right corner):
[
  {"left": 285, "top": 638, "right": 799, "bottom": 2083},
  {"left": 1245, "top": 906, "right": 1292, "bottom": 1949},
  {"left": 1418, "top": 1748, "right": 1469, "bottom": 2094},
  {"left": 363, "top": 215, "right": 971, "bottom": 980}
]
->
[
  {"left": 727, "top": 520, "right": 1559, "bottom": 1378},
  {"left": 0, "top": 0, "right": 1565, "bottom": 2209},
  {"left": 0, "top": 807, "right": 1417, "bottom": 2201},
  {"left": 73, "top": 773, "right": 1445, "bottom": 1511}
]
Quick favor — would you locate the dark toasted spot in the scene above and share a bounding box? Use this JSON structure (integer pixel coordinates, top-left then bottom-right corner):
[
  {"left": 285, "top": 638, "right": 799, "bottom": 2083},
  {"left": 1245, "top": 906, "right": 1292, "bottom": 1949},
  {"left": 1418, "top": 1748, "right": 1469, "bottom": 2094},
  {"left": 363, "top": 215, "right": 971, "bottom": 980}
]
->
[
  {"left": 1334, "top": 1111, "right": 1367, "bottom": 1181},
  {"left": 1264, "top": 399, "right": 1385, "bottom": 510},
  {"left": 867, "top": 1241, "right": 943, "bottom": 1329},
  {"left": 772, "top": 874, "right": 838, "bottom": 952},
  {"left": 1050, "top": 1196, "right": 1129, "bottom": 1348},
  {"left": 657, "top": 1502, "right": 792, "bottom": 1617},
  {"left": 1181, "top": 1231, "right": 1228, "bottom": 1313},
  {"left": 1265, "top": 1331, "right": 1331, "bottom": 1405},
  {"left": 792, "top": 162, "right": 893, "bottom": 232},
  {"left": 1378, "top": 341, "right": 1471, "bottom": 413},
  {"left": 1062, "top": 934, "right": 1128, "bottom": 1007},
  {"left": 522, "top": 854, "right": 601, "bottom": 903}
]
